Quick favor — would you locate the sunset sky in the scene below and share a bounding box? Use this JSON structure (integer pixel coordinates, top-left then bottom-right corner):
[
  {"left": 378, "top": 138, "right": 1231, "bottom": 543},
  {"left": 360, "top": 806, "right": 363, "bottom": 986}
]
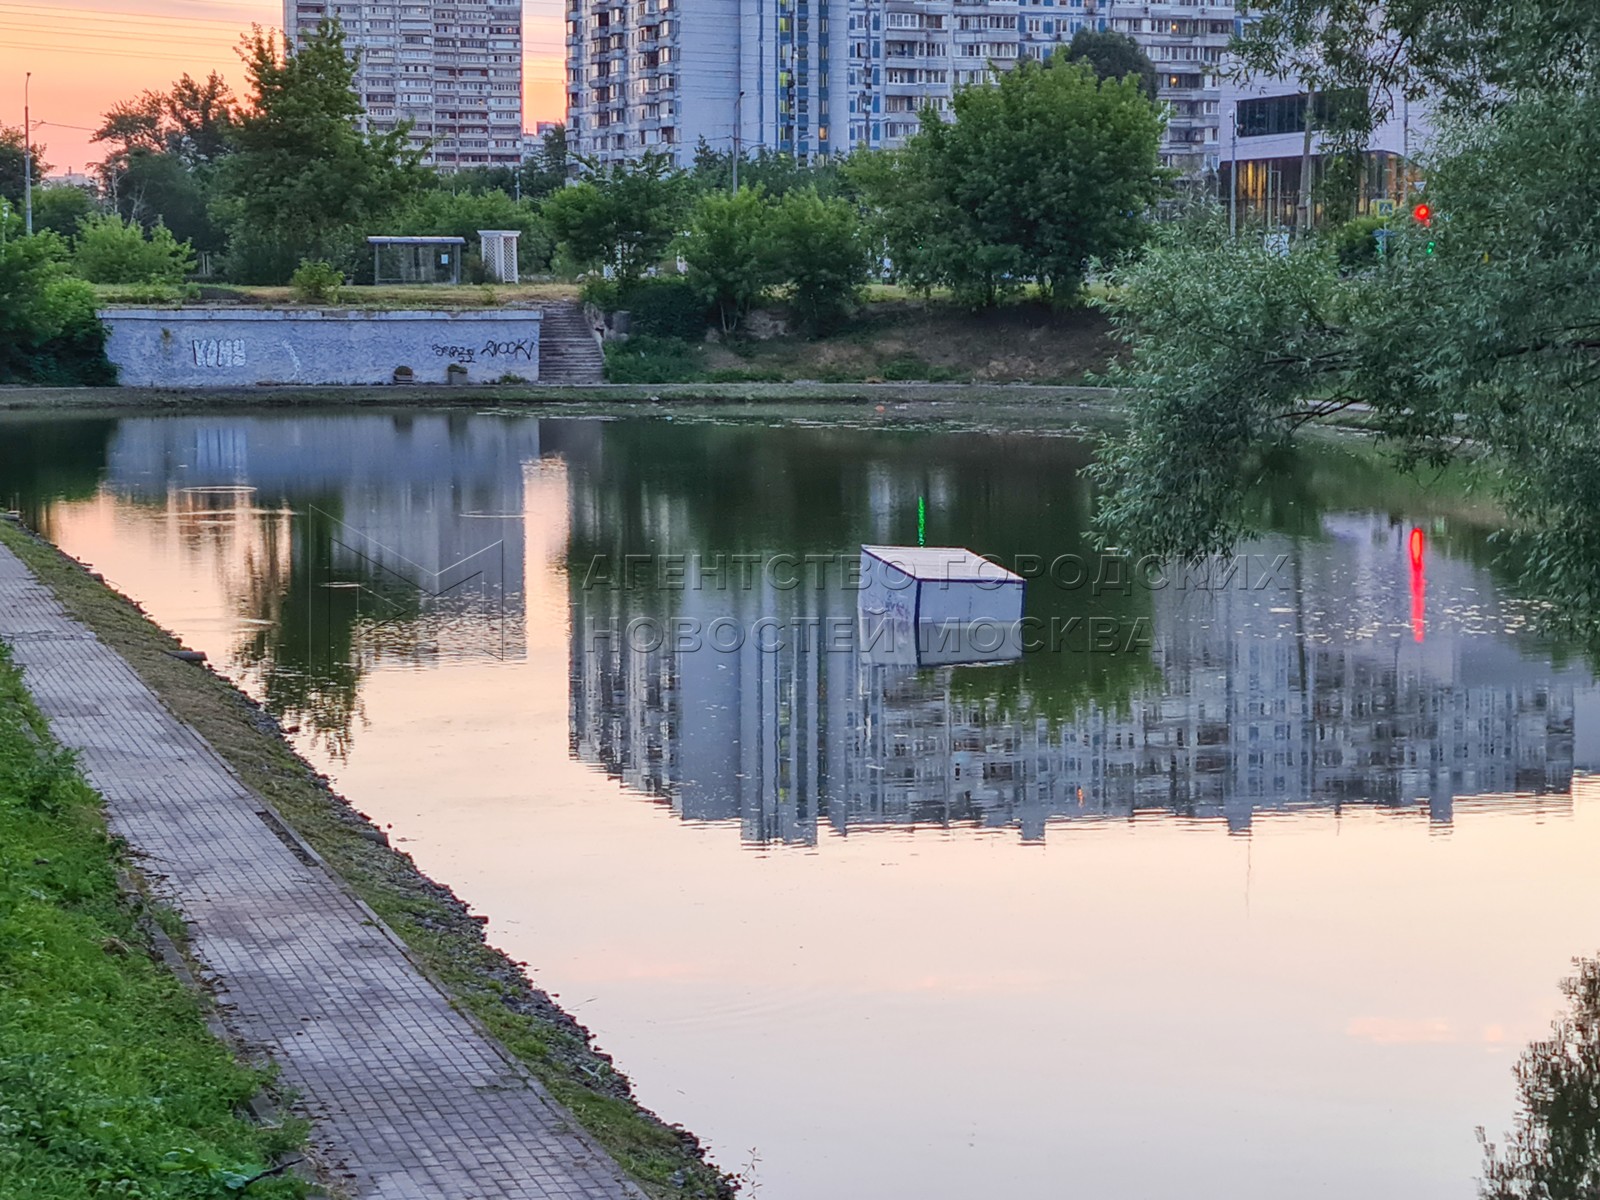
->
[{"left": 0, "top": 0, "right": 566, "bottom": 175}]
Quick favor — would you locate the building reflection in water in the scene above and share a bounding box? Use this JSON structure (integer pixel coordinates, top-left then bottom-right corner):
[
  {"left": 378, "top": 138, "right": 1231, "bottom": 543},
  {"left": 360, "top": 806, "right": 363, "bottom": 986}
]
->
[
  {"left": 101, "top": 413, "right": 541, "bottom": 755},
  {"left": 69, "top": 412, "right": 1599, "bottom": 836},
  {"left": 570, "top": 521, "right": 1596, "bottom": 845}
]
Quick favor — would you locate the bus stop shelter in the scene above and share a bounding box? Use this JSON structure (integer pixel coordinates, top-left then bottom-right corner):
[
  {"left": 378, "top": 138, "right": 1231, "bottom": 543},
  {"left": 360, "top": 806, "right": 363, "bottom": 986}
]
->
[{"left": 367, "top": 236, "right": 466, "bottom": 284}]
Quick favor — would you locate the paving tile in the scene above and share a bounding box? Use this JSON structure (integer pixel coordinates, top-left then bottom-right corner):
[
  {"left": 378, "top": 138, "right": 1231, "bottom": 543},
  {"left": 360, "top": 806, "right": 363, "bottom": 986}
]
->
[{"left": 0, "top": 545, "right": 645, "bottom": 1200}]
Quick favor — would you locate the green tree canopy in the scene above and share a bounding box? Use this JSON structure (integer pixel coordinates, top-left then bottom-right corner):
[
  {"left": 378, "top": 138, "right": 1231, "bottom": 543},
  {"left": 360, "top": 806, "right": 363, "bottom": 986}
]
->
[
  {"left": 519, "top": 125, "right": 569, "bottom": 202},
  {"left": 1480, "top": 955, "right": 1600, "bottom": 1198},
  {"left": 30, "top": 186, "right": 95, "bottom": 240},
  {"left": 215, "top": 22, "right": 426, "bottom": 278},
  {"left": 1091, "top": 0, "right": 1600, "bottom": 633},
  {"left": 678, "top": 186, "right": 782, "bottom": 332},
  {"left": 0, "top": 125, "right": 47, "bottom": 212},
  {"left": 1067, "top": 29, "right": 1158, "bottom": 99},
  {"left": 853, "top": 59, "right": 1165, "bottom": 305},
  {"left": 542, "top": 151, "right": 687, "bottom": 287},
  {"left": 0, "top": 222, "right": 112, "bottom": 385},
  {"left": 771, "top": 188, "right": 871, "bottom": 333}
]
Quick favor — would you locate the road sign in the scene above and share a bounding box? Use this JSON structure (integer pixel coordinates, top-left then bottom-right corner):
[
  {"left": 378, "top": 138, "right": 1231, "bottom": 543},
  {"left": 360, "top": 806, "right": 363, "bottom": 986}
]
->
[{"left": 1373, "top": 199, "right": 1396, "bottom": 218}]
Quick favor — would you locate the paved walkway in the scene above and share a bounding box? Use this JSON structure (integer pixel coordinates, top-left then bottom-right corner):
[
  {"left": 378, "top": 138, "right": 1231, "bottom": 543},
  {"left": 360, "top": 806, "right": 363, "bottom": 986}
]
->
[{"left": 0, "top": 540, "right": 644, "bottom": 1200}]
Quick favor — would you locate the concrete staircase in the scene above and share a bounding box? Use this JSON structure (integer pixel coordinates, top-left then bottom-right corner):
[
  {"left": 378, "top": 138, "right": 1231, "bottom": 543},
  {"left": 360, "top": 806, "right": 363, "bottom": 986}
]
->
[{"left": 538, "top": 302, "right": 606, "bottom": 385}]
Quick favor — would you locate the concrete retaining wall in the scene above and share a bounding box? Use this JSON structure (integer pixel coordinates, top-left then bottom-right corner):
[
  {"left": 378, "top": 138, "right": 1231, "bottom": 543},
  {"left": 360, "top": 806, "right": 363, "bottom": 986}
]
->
[{"left": 100, "top": 308, "right": 543, "bottom": 386}]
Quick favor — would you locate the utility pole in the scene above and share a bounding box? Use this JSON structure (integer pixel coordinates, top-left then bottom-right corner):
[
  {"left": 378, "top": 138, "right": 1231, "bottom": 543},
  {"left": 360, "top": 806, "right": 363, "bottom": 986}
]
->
[
  {"left": 1297, "top": 84, "right": 1315, "bottom": 239},
  {"left": 23, "top": 71, "right": 33, "bottom": 236},
  {"left": 731, "top": 91, "right": 744, "bottom": 192},
  {"left": 1229, "top": 108, "right": 1238, "bottom": 239}
]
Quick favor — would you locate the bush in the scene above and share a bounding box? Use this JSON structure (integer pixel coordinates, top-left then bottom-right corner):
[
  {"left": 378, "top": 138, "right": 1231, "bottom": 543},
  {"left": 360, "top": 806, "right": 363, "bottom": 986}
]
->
[
  {"left": 679, "top": 187, "right": 783, "bottom": 331},
  {"left": 620, "top": 277, "right": 709, "bottom": 340},
  {"left": 290, "top": 259, "right": 344, "bottom": 303},
  {"left": 1326, "top": 214, "right": 1390, "bottom": 271},
  {"left": 33, "top": 186, "right": 96, "bottom": 239},
  {"left": 772, "top": 189, "right": 870, "bottom": 333},
  {"left": 602, "top": 334, "right": 703, "bottom": 383},
  {"left": 0, "top": 231, "right": 114, "bottom": 385},
  {"left": 72, "top": 213, "right": 195, "bottom": 284},
  {"left": 578, "top": 276, "right": 620, "bottom": 312}
]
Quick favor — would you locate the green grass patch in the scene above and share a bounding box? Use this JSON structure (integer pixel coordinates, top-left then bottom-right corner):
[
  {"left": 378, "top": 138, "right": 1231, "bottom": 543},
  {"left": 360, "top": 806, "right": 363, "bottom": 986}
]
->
[
  {"left": 0, "top": 641, "right": 305, "bottom": 1200},
  {"left": 603, "top": 335, "right": 705, "bottom": 384}
]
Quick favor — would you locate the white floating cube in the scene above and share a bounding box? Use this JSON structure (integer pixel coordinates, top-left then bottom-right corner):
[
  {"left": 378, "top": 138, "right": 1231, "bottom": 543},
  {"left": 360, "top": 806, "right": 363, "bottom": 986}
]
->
[{"left": 858, "top": 545, "right": 1025, "bottom": 667}]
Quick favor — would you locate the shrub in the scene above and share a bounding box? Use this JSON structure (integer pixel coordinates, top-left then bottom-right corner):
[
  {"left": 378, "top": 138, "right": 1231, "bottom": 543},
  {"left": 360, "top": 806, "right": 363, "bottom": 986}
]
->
[
  {"left": 602, "top": 334, "right": 702, "bottom": 383},
  {"left": 679, "top": 187, "right": 783, "bottom": 331},
  {"left": 0, "top": 231, "right": 114, "bottom": 385},
  {"left": 72, "top": 214, "right": 195, "bottom": 284},
  {"left": 290, "top": 259, "right": 344, "bottom": 303},
  {"left": 32, "top": 186, "right": 96, "bottom": 239},
  {"left": 579, "top": 276, "right": 621, "bottom": 312},
  {"left": 772, "top": 189, "right": 870, "bottom": 333},
  {"left": 1326, "top": 214, "right": 1390, "bottom": 271},
  {"left": 620, "top": 277, "right": 709, "bottom": 341}
]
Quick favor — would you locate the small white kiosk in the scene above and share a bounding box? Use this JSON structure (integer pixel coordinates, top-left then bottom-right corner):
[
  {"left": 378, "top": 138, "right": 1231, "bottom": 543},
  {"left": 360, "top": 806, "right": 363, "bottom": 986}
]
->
[
  {"left": 477, "top": 229, "right": 522, "bottom": 283},
  {"left": 857, "top": 545, "right": 1026, "bottom": 667}
]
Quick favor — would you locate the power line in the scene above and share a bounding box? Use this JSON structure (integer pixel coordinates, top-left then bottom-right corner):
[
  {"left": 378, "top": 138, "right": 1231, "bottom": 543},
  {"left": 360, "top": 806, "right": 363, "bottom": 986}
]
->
[
  {"left": 0, "top": 1, "right": 253, "bottom": 27},
  {"left": 0, "top": 22, "right": 241, "bottom": 48},
  {"left": 1, "top": 39, "right": 238, "bottom": 63}
]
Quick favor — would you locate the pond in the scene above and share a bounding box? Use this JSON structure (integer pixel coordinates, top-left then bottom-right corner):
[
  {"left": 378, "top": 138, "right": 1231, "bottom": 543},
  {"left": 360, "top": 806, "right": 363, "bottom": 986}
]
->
[{"left": 4, "top": 406, "right": 1599, "bottom": 1198}]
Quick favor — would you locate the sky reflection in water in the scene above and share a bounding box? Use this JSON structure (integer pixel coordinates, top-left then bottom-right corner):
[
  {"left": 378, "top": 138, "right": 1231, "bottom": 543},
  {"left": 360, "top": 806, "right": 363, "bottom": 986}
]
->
[{"left": 4, "top": 409, "right": 1599, "bottom": 1199}]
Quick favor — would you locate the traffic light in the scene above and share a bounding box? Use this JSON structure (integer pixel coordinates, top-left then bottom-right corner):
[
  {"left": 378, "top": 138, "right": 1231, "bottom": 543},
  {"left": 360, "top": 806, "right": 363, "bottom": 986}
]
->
[{"left": 1412, "top": 203, "right": 1435, "bottom": 254}]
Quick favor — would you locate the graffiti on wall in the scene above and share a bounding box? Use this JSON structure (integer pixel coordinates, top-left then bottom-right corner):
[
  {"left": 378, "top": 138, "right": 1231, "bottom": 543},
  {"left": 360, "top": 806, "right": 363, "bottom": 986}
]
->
[{"left": 192, "top": 338, "right": 246, "bottom": 368}]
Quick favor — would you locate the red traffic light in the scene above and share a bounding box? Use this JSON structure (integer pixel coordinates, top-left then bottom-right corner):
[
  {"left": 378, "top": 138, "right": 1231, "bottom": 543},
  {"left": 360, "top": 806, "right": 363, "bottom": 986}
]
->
[{"left": 1412, "top": 203, "right": 1432, "bottom": 225}]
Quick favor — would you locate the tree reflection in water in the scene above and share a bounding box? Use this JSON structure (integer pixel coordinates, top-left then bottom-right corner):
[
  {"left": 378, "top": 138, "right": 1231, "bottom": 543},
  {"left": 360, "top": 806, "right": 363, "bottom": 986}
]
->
[{"left": 1481, "top": 956, "right": 1600, "bottom": 1198}]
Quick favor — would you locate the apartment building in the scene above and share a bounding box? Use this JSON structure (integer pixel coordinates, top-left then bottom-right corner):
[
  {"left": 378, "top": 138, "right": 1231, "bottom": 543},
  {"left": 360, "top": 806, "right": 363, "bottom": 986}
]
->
[
  {"left": 566, "top": 0, "right": 1232, "bottom": 174},
  {"left": 285, "top": 0, "right": 525, "bottom": 169}
]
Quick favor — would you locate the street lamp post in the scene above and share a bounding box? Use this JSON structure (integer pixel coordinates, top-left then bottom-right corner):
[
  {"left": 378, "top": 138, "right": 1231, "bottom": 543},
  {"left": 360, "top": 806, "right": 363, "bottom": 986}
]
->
[
  {"left": 732, "top": 90, "right": 745, "bottom": 192},
  {"left": 1229, "top": 108, "right": 1238, "bottom": 239},
  {"left": 23, "top": 71, "right": 33, "bottom": 235}
]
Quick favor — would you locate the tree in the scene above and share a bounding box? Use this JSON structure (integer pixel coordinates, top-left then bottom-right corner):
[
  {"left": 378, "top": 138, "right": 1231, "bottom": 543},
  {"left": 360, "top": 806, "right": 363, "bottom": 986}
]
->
[
  {"left": 31, "top": 186, "right": 95, "bottom": 239},
  {"left": 542, "top": 151, "right": 686, "bottom": 287},
  {"left": 678, "top": 187, "right": 782, "bottom": 331},
  {"left": 1479, "top": 956, "right": 1600, "bottom": 1198},
  {"left": 73, "top": 213, "right": 195, "bottom": 283},
  {"left": 215, "top": 22, "right": 426, "bottom": 279},
  {"left": 690, "top": 141, "right": 845, "bottom": 199},
  {"left": 854, "top": 59, "right": 1165, "bottom": 305},
  {"left": 109, "top": 150, "right": 221, "bottom": 252},
  {"left": 0, "top": 125, "right": 47, "bottom": 211},
  {"left": 165, "top": 72, "right": 236, "bottom": 168},
  {"left": 1089, "top": 0, "right": 1600, "bottom": 632},
  {"left": 519, "top": 125, "right": 569, "bottom": 201},
  {"left": 1068, "top": 29, "right": 1158, "bottom": 100},
  {"left": 771, "top": 188, "right": 870, "bottom": 333},
  {"left": 0, "top": 222, "right": 112, "bottom": 384},
  {"left": 91, "top": 74, "right": 235, "bottom": 253}
]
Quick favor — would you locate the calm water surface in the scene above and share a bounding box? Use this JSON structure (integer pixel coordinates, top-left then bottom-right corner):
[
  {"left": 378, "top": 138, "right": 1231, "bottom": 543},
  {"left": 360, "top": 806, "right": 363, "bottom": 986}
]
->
[{"left": 5, "top": 408, "right": 1600, "bottom": 1198}]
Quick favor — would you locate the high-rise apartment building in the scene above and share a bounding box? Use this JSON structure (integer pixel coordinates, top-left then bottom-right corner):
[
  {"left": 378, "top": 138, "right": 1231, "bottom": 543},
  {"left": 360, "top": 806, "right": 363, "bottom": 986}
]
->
[
  {"left": 565, "top": 0, "right": 1233, "bottom": 174},
  {"left": 286, "top": 0, "right": 525, "bottom": 169}
]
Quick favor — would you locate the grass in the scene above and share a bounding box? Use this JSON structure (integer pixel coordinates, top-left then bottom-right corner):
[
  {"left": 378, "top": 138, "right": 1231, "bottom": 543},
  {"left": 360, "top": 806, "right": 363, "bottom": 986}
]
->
[
  {"left": 696, "top": 297, "right": 1116, "bottom": 385},
  {"left": 0, "top": 640, "right": 307, "bottom": 1200},
  {"left": 0, "top": 521, "right": 735, "bottom": 1200},
  {"left": 173, "top": 282, "right": 580, "bottom": 310}
]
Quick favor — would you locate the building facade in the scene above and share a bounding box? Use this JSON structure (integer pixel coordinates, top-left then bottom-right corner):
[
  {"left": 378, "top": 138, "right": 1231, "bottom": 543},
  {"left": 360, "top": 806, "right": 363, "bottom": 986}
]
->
[
  {"left": 285, "top": 0, "right": 525, "bottom": 169},
  {"left": 566, "top": 0, "right": 1234, "bottom": 173},
  {"left": 1216, "top": 75, "right": 1433, "bottom": 228}
]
